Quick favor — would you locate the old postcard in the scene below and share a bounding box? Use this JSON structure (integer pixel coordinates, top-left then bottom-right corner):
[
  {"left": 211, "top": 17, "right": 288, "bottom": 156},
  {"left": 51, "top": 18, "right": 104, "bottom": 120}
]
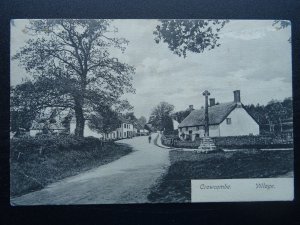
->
[{"left": 10, "top": 19, "right": 293, "bottom": 205}]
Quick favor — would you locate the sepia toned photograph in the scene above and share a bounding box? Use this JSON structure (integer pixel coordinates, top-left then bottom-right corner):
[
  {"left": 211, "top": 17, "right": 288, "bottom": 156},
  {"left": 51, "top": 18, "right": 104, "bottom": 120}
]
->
[{"left": 10, "top": 19, "right": 293, "bottom": 205}]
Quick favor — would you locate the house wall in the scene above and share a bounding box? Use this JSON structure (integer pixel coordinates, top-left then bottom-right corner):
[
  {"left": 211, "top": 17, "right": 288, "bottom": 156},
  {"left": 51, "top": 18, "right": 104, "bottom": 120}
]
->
[
  {"left": 120, "top": 122, "right": 134, "bottom": 138},
  {"left": 209, "top": 125, "right": 220, "bottom": 137},
  {"left": 106, "top": 122, "right": 134, "bottom": 140},
  {"left": 70, "top": 120, "right": 103, "bottom": 139},
  {"left": 178, "top": 125, "right": 220, "bottom": 140},
  {"left": 29, "top": 130, "right": 40, "bottom": 137},
  {"left": 84, "top": 125, "right": 103, "bottom": 139},
  {"left": 219, "top": 107, "right": 259, "bottom": 136}
]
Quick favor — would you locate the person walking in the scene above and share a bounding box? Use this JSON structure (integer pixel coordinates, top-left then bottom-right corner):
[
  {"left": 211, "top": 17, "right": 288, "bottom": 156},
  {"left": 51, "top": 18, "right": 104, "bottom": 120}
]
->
[{"left": 148, "top": 134, "right": 152, "bottom": 143}]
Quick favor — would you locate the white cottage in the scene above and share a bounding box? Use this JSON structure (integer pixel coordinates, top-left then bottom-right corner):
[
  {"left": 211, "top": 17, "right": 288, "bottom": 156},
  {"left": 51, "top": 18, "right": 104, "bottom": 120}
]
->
[{"left": 178, "top": 90, "right": 259, "bottom": 141}]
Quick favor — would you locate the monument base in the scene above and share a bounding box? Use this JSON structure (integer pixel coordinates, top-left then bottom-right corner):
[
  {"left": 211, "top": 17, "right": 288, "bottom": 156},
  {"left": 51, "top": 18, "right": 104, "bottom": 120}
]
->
[{"left": 197, "top": 137, "right": 217, "bottom": 152}]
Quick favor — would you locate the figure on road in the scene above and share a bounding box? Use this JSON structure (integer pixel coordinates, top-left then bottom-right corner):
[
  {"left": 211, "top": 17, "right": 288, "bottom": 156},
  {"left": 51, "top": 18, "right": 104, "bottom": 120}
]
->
[{"left": 148, "top": 135, "right": 152, "bottom": 143}]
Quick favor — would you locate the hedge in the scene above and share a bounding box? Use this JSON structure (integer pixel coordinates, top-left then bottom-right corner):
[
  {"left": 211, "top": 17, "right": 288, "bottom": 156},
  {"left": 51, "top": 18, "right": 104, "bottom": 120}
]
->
[
  {"left": 161, "top": 134, "right": 293, "bottom": 149},
  {"left": 10, "top": 134, "right": 104, "bottom": 160}
]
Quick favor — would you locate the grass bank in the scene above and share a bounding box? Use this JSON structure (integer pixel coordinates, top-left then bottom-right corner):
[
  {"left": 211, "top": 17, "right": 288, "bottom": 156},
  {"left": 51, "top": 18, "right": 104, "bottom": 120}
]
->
[
  {"left": 10, "top": 135, "right": 133, "bottom": 197},
  {"left": 148, "top": 150, "right": 293, "bottom": 203}
]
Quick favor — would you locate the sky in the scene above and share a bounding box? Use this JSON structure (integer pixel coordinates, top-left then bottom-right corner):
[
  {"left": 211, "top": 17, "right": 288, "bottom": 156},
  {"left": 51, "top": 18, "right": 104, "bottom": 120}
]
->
[{"left": 11, "top": 19, "right": 292, "bottom": 119}]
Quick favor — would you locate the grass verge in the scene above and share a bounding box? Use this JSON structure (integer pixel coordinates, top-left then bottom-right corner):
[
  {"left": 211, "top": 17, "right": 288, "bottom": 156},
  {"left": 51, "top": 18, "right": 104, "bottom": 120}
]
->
[
  {"left": 148, "top": 150, "right": 293, "bottom": 203},
  {"left": 10, "top": 136, "right": 133, "bottom": 197}
]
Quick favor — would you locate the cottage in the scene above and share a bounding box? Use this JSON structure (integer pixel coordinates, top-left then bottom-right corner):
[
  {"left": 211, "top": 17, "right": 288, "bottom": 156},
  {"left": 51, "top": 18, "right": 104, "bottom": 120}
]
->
[
  {"left": 29, "top": 107, "right": 72, "bottom": 136},
  {"left": 178, "top": 90, "right": 259, "bottom": 141}
]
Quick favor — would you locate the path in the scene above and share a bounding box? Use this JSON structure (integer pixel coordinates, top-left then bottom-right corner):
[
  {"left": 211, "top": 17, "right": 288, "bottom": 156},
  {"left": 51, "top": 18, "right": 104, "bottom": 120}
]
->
[{"left": 11, "top": 133, "right": 170, "bottom": 205}]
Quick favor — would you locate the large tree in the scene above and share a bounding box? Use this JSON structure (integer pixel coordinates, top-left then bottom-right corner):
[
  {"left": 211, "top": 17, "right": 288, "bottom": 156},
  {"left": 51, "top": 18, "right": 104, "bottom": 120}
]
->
[
  {"left": 137, "top": 116, "right": 147, "bottom": 128},
  {"left": 149, "top": 102, "right": 175, "bottom": 131},
  {"left": 13, "top": 19, "right": 135, "bottom": 137},
  {"left": 153, "top": 19, "right": 228, "bottom": 58},
  {"left": 88, "top": 106, "right": 121, "bottom": 135}
]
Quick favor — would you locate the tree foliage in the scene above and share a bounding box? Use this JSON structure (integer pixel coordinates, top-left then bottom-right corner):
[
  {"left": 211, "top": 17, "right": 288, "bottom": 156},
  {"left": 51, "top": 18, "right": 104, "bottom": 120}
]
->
[
  {"left": 272, "top": 20, "right": 291, "bottom": 43},
  {"left": 244, "top": 97, "right": 293, "bottom": 133},
  {"left": 10, "top": 81, "right": 41, "bottom": 132},
  {"left": 149, "top": 102, "right": 175, "bottom": 131},
  {"left": 137, "top": 116, "right": 147, "bottom": 129},
  {"left": 88, "top": 106, "right": 121, "bottom": 135},
  {"left": 172, "top": 107, "right": 194, "bottom": 123},
  {"left": 153, "top": 19, "right": 228, "bottom": 58},
  {"left": 12, "top": 19, "right": 135, "bottom": 137}
]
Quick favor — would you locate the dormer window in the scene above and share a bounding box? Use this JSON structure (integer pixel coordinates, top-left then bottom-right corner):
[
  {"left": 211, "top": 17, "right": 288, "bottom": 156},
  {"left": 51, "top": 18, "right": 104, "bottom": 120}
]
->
[{"left": 226, "top": 118, "right": 231, "bottom": 125}]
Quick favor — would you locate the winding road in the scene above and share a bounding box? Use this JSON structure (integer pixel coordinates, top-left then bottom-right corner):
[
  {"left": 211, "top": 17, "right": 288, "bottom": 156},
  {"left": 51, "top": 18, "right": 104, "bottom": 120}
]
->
[{"left": 11, "top": 133, "right": 170, "bottom": 205}]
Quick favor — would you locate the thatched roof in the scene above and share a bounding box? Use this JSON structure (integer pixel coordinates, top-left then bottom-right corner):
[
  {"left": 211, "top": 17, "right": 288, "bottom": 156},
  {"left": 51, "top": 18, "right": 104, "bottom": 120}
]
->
[
  {"left": 30, "top": 120, "right": 66, "bottom": 130},
  {"left": 30, "top": 107, "right": 73, "bottom": 130},
  {"left": 178, "top": 102, "right": 237, "bottom": 128}
]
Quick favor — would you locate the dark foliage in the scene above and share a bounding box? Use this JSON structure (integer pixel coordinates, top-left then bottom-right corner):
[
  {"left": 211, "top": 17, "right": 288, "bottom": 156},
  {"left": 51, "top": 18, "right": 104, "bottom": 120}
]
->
[
  {"left": 243, "top": 97, "right": 293, "bottom": 133},
  {"left": 154, "top": 20, "right": 228, "bottom": 58},
  {"left": 149, "top": 102, "right": 174, "bottom": 131}
]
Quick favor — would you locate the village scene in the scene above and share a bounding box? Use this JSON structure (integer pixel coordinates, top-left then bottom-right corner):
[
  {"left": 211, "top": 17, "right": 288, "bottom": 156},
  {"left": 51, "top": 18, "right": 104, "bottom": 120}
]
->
[{"left": 10, "top": 19, "right": 293, "bottom": 204}]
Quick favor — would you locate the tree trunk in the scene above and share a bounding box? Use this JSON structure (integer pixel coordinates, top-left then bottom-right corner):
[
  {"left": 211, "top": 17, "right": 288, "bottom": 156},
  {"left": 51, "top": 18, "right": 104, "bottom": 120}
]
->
[{"left": 74, "top": 97, "right": 85, "bottom": 137}]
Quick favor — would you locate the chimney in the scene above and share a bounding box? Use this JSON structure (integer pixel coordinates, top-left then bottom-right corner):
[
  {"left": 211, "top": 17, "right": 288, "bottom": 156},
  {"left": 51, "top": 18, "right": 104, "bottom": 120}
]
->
[
  {"left": 233, "top": 90, "right": 241, "bottom": 103},
  {"left": 209, "top": 98, "right": 215, "bottom": 107},
  {"left": 189, "top": 105, "right": 194, "bottom": 111}
]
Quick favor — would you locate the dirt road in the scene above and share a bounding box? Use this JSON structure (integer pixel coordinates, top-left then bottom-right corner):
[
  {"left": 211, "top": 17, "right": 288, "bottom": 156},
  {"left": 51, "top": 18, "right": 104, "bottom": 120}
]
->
[{"left": 11, "top": 133, "right": 170, "bottom": 205}]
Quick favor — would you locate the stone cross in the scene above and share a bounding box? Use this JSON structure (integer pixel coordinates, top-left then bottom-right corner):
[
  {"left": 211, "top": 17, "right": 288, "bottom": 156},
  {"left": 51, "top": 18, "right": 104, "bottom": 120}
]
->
[{"left": 203, "top": 90, "right": 210, "bottom": 137}]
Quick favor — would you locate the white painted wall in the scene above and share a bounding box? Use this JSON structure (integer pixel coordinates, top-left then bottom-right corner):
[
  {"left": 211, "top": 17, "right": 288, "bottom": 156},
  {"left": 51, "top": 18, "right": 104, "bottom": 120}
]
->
[
  {"left": 219, "top": 107, "right": 259, "bottom": 136},
  {"left": 70, "top": 120, "right": 103, "bottom": 139},
  {"left": 209, "top": 125, "right": 220, "bottom": 137},
  {"left": 172, "top": 119, "right": 179, "bottom": 130}
]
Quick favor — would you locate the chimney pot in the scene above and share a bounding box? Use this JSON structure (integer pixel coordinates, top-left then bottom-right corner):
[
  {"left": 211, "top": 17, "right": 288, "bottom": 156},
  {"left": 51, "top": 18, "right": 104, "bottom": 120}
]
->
[
  {"left": 189, "top": 105, "right": 194, "bottom": 110},
  {"left": 209, "top": 98, "right": 215, "bottom": 107},
  {"left": 233, "top": 90, "right": 241, "bottom": 103}
]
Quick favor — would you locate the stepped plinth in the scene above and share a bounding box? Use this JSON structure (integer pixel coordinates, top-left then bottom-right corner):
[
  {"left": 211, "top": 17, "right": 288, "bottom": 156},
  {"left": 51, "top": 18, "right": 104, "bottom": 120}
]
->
[{"left": 197, "top": 137, "right": 217, "bottom": 152}]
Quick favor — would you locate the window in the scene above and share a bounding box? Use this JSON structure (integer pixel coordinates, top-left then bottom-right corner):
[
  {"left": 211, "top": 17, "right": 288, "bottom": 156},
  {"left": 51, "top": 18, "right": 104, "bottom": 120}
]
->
[
  {"left": 124, "top": 132, "right": 126, "bottom": 137},
  {"left": 124, "top": 124, "right": 126, "bottom": 128},
  {"left": 189, "top": 130, "right": 192, "bottom": 134},
  {"left": 195, "top": 134, "right": 200, "bottom": 138},
  {"left": 226, "top": 118, "right": 231, "bottom": 125}
]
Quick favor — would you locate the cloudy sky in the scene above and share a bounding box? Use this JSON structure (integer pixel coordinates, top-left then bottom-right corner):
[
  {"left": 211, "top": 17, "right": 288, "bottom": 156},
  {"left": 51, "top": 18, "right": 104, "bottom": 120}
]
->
[{"left": 11, "top": 19, "right": 292, "bottom": 118}]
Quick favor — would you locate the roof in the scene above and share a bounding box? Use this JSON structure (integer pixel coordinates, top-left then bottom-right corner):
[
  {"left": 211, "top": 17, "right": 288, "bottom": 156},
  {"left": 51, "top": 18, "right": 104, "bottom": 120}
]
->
[
  {"left": 30, "top": 107, "right": 73, "bottom": 130},
  {"left": 178, "top": 102, "right": 238, "bottom": 127}
]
